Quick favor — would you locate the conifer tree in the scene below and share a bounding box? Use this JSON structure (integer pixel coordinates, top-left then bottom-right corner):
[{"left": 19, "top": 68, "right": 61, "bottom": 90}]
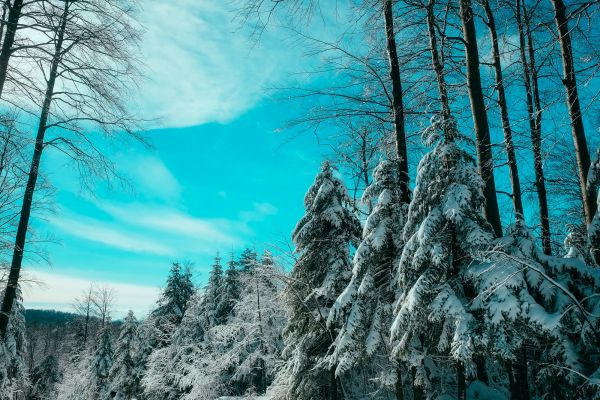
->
[
  {"left": 588, "top": 147, "right": 600, "bottom": 266},
  {"left": 328, "top": 159, "right": 407, "bottom": 398},
  {"left": 280, "top": 161, "right": 361, "bottom": 400},
  {"left": 217, "top": 253, "right": 240, "bottom": 322},
  {"left": 28, "top": 355, "right": 60, "bottom": 400},
  {"left": 390, "top": 116, "right": 493, "bottom": 399},
  {"left": 108, "top": 311, "right": 141, "bottom": 400},
  {"left": 90, "top": 326, "right": 113, "bottom": 400},
  {"left": 205, "top": 254, "right": 225, "bottom": 326},
  {"left": 238, "top": 248, "right": 258, "bottom": 273},
  {"left": 0, "top": 286, "right": 27, "bottom": 399}
]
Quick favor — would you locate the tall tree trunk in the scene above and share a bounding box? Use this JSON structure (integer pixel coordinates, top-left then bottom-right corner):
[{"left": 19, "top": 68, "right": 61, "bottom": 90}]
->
[
  {"left": 0, "top": 0, "right": 23, "bottom": 99},
  {"left": 383, "top": 0, "right": 410, "bottom": 204},
  {"left": 459, "top": 0, "right": 502, "bottom": 237},
  {"left": 550, "top": 0, "right": 597, "bottom": 226},
  {"left": 457, "top": 362, "right": 467, "bottom": 400},
  {"left": 0, "top": 1, "right": 68, "bottom": 338},
  {"left": 516, "top": 0, "right": 552, "bottom": 254},
  {"left": 515, "top": 347, "right": 530, "bottom": 400},
  {"left": 426, "top": 0, "right": 451, "bottom": 127},
  {"left": 482, "top": 0, "right": 524, "bottom": 218}
]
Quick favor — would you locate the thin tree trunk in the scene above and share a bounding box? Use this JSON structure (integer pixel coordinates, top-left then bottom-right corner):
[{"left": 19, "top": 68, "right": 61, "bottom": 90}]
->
[
  {"left": 516, "top": 0, "right": 552, "bottom": 254},
  {"left": 515, "top": 347, "right": 530, "bottom": 400},
  {"left": 0, "top": 1, "right": 68, "bottom": 338},
  {"left": 0, "top": 0, "right": 11, "bottom": 45},
  {"left": 426, "top": 0, "right": 451, "bottom": 128},
  {"left": 482, "top": 0, "right": 524, "bottom": 218},
  {"left": 550, "top": 0, "right": 597, "bottom": 226},
  {"left": 459, "top": 0, "right": 502, "bottom": 237},
  {"left": 383, "top": 0, "right": 410, "bottom": 204},
  {"left": 395, "top": 366, "right": 404, "bottom": 400},
  {"left": 457, "top": 362, "right": 467, "bottom": 400},
  {"left": 0, "top": 0, "right": 23, "bottom": 99}
]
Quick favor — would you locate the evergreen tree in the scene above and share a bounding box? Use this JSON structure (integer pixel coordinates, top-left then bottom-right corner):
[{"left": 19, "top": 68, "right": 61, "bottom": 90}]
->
[
  {"left": 90, "top": 326, "right": 113, "bottom": 400},
  {"left": 588, "top": 147, "right": 600, "bottom": 266},
  {"left": 279, "top": 161, "right": 361, "bottom": 400},
  {"left": 328, "top": 159, "right": 407, "bottom": 398},
  {"left": 238, "top": 248, "right": 258, "bottom": 273},
  {"left": 0, "top": 286, "right": 28, "bottom": 400},
  {"left": 216, "top": 252, "right": 240, "bottom": 322},
  {"left": 145, "top": 262, "right": 195, "bottom": 349},
  {"left": 108, "top": 311, "right": 141, "bottom": 400},
  {"left": 28, "top": 355, "right": 60, "bottom": 400},
  {"left": 390, "top": 116, "right": 493, "bottom": 399},
  {"left": 204, "top": 254, "right": 225, "bottom": 326}
]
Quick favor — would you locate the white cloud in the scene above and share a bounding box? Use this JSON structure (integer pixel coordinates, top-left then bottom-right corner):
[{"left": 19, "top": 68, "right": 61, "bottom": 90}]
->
[
  {"left": 22, "top": 269, "right": 160, "bottom": 318},
  {"left": 137, "top": 0, "right": 295, "bottom": 128},
  {"left": 49, "top": 215, "right": 176, "bottom": 256},
  {"left": 119, "top": 154, "right": 182, "bottom": 202}
]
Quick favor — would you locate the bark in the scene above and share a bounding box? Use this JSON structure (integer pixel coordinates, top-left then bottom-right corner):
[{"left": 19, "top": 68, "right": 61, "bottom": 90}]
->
[
  {"left": 516, "top": 0, "right": 552, "bottom": 254},
  {"left": 459, "top": 0, "right": 502, "bottom": 237},
  {"left": 0, "top": 0, "right": 23, "bottom": 99},
  {"left": 383, "top": 0, "right": 410, "bottom": 204},
  {"left": 482, "top": 0, "right": 524, "bottom": 217},
  {"left": 550, "top": 0, "right": 597, "bottom": 226},
  {"left": 395, "top": 366, "right": 404, "bottom": 400},
  {"left": 426, "top": 0, "right": 452, "bottom": 135},
  {"left": 515, "top": 347, "right": 530, "bottom": 400},
  {"left": 457, "top": 362, "right": 467, "bottom": 400},
  {"left": 0, "top": 1, "right": 68, "bottom": 338}
]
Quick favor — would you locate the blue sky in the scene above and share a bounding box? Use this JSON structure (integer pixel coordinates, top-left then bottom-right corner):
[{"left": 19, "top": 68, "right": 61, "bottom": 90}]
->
[{"left": 22, "top": 0, "right": 335, "bottom": 316}]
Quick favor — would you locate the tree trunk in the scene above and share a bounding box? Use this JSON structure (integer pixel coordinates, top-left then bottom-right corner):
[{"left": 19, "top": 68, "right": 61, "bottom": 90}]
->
[
  {"left": 0, "top": 0, "right": 23, "bottom": 99},
  {"left": 459, "top": 0, "right": 502, "bottom": 237},
  {"left": 426, "top": 0, "right": 451, "bottom": 121},
  {"left": 383, "top": 0, "right": 410, "bottom": 204},
  {"left": 0, "top": 1, "right": 68, "bottom": 338},
  {"left": 457, "top": 362, "right": 467, "bottom": 400},
  {"left": 482, "top": 0, "right": 524, "bottom": 218},
  {"left": 550, "top": 0, "right": 597, "bottom": 226},
  {"left": 395, "top": 366, "right": 404, "bottom": 400},
  {"left": 515, "top": 347, "right": 530, "bottom": 400},
  {"left": 516, "top": 0, "right": 552, "bottom": 254}
]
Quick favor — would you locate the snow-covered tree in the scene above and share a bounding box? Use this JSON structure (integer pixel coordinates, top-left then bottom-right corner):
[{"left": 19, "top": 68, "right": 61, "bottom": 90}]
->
[
  {"left": 28, "top": 355, "right": 60, "bottom": 400},
  {"left": 147, "top": 262, "right": 195, "bottom": 347},
  {"left": 90, "top": 326, "right": 113, "bottom": 399},
  {"left": 278, "top": 160, "right": 361, "bottom": 400},
  {"left": 238, "top": 248, "right": 258, "bottom": 273},
  {"left": 390, "top": 116, "right": 493, "bottom": 399},
  {"left": 216, "top": 253, "right": 241, "bottom": 322},
  {"left": 108, "top": 311, "right": 141, "bottom": 399},
  {"left": 0, "top": 286, "right": 28, "bottom": 399},
  {"left": 328, "top": 159, "right": 407, "bottom": 398},
  {"left": 204, "top": 254, "right": 225, "bottom": 326}
]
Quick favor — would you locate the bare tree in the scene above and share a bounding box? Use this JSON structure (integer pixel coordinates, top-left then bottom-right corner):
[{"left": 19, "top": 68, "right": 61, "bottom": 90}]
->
[{"left": 0, "top": 0, "right": 143, "bottom": 338}]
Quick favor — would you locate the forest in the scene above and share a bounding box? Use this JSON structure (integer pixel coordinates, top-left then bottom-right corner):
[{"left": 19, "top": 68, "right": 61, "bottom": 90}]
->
[{"left": 0, "top": 0, "right": 599, "bottom": 399}]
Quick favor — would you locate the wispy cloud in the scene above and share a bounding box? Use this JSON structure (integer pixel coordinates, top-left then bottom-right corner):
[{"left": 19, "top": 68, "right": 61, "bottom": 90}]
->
[
  {"left": 137, "top": 0, "right": 297, "bottom": 128},
  {"left": 23, "top": 269, "right": 161, "bottom": 318}
]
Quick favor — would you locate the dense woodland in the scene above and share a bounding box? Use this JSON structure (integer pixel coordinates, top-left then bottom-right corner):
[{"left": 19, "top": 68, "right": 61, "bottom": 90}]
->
[{"left": 0, "top": 0, "right": 599, "bottom": 399}]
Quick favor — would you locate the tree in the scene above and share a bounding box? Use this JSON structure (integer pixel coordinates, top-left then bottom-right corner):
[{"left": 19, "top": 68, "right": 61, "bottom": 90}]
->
[
  {"left": 328, "top": 159, "right": 407, "bottom": 399},
  {"left": 481, "top": 0, "right": 524, "bottom": 218},
  {"left": 108, "top": 311, "right": 141, "bottom": 400},
  {"left": 588, "top": 147, "right": 600, "bottom": 265},
  {"left": 90, "top": 326, "right": 113, "bottom": 400},
  {"left": 279, "top": 161, "right": 361, "bottom": 400},
  {"left": 204, "top": 254, "right": 224, "bottom": 326},
  {"left": 238, "top": 248, "right": 258, "bottom": 273},
  {"left": 549, "top": 0, "right": 597, "bottom": 228},
  {"left": 391, "top": 116, "right": 494, "bottom": 399},
  {"left": 28, "top": 355, "right": 60, "bottom": 400},
  {"left": 216, "top": 252, "right": 241, "bottom": 322},
  {"left": 458, "top": 0, "right": 502, "bottom": 237},
  {"left": 0, "top": 0, "right": 143, "bottom": 337},
  {"left": 0, "top": 285, "right": 27, "bottom": 399}
]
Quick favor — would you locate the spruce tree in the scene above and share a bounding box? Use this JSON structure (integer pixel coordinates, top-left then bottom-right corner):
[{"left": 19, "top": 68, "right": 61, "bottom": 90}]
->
[
  {"left": 90, "top": 326, "right": 113, "bottom": 400},
  {"left": 238, "top": 248, "right": 258, "bottom": 273},
  {"left": 204, "top": 253, "right": 225, "bottom": 326},
  {"left": 216, "top": 252, "right": 240, "bottom": 322},
  {"left": 588, "top": 147, "right": 600, "bottom": 266},
  {"left": 390, "top": 116, "right": 493, "bottom": 399},
  {"left": 28, "top": 355, "right": 60, "bottom": 400},
  {"left": 328, "top": 159, "right": 407, "bottom": 397},
  {"left": 0, "top": 286, "right": 27, "bottom": 399},
  {"left": 280, "top": 161, "right": 361, "bottom": 400},
  {"left": 108, "top": 311, "right": 141, "bottom": 399}
]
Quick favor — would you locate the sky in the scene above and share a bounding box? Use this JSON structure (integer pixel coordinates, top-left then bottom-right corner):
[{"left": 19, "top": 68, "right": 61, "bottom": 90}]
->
[{"left": 21, "top": 0, "right": 334, "bottom": 317}]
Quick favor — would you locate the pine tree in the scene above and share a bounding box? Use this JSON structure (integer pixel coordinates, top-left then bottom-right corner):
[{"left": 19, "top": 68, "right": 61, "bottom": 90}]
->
[
  {"left": 204, "top": 254, "right": 225, "bottom": 326},
  {"left": 108, "top": 311, "right": 141, "bottom": 400},
  {"left": 216, "top": 253, "right": 240, "bottom": 323},
  {"left": 238, "top": 248, "right": 258, "bottom": 273},
  {"left": 28, "top": 355, "right": 60, "bottom": 400},
  {"left": 328, "top": 159, "right": 407, "bottom": 397},
  {"left": 390, "top": 116, "right": 493, "bottom": 399},
  {"left": 279, "top": 161, "right": 361, "bottom": 400},
  {"left": 146, "top": 262, "right": 195, "bottom": 349},
  {"left": 0, "top": 286, "right": 28, "bottom": 400},
  {"left": 90, "top": 326, "right": 113, "bottom": 400}
]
